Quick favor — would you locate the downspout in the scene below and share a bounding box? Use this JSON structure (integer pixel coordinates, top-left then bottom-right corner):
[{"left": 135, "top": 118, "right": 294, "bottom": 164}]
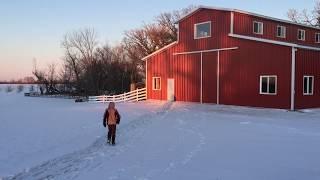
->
[
  {"left": 230, "top": 11, "right": 234, "bottom": 34},
  {"left": 291, "top": 47, "right": 297, "bottom": 111},
  {"left": 217, "top": 51, "right": 220, "bottom": 105},
  {"left": 200, "top": 52, "right": 203, "bottom": 104}
]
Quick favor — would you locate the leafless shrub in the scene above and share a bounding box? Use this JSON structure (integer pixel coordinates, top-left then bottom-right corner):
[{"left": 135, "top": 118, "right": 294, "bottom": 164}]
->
[
  {"left": 29, "top": 85, "right": 35, "bottom": 92},
  {"left": 6, "top": 85, "right": 14, "bottom": 93},
  {"left": 17, "top": 85, "right": 24, "bottom": 93}
]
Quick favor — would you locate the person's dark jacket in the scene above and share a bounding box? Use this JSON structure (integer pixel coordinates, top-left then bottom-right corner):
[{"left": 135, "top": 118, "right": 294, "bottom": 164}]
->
[{"left": 103, "top": 109, "right": 120, "bottom": 127}]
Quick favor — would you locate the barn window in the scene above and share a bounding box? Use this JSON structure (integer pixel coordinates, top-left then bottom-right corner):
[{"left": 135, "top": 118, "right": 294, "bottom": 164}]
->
[
  {"left": 298, "top": 29, "right": 306, "bottom": 41},
  {"left": 277, "top": 25, "right": 286, "bottom": 38},
  {"left": 315, "top": 33, "right": 320, "bottom": 43},
  {"left": 260, "top": 76, "right": 277, "bottom": 95},
  {"left": 194, "top": 21, "right": 211, "bottom": 39},
  {"left": 253, "top": 21, "right": 263, "bottom": 35},
  {"left": 303, "top": 76, "right": 314, "bottom": 95},
  {"left": 152, "top": 77, "right": 161, "bottom": 90}
]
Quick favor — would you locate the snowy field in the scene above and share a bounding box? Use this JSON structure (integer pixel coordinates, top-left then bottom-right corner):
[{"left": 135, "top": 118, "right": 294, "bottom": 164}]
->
[{"left": 1, "top": 84, "right": 320, "bottom": 180}]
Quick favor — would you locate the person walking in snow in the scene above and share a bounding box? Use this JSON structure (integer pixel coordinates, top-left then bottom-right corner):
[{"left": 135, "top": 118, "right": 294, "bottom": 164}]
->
[{"left": 103, "top": 102, "right": 121, "bottom": 145}]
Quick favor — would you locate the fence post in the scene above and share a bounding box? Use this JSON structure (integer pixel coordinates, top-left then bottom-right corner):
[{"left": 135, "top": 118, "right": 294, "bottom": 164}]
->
[{"left": 136, "top": 89, "right": 139, "bottom": 101}]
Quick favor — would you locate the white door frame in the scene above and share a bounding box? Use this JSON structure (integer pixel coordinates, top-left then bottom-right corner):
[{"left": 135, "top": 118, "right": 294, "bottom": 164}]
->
[{"left": 167, "top": 78, "right": 175, "bottom": 101}]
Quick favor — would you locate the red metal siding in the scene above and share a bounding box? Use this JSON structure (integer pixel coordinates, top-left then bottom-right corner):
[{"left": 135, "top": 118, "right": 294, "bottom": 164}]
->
[
  {"left": 234, "top": 12, "right": 320, "bottom": 48},
  {"left": 219, "top": 39, "right": 292, "bottom": 109},
  {"left": 146, "top": 8, "right": 320, "bottom": 109},
  {"left": 173, "top": 54, "right": 201, "bottom": 102},
  {"left": 295, "top": 49, "right": 320, "bottom": 109},
  {"left": 146, "top": 48, "right": 169, "bottom": 100},
  {"left": 147, "top": 44, "right": 203, "bottom": 103}
]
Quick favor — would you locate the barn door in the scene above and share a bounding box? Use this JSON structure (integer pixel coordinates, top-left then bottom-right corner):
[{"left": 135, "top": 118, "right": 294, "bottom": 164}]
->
[
  {"left": 167, "top": 78, "right": 175, "bottom": 101},
  {"left": 202, "top": 52, "right": 218, "bottom": 103}
]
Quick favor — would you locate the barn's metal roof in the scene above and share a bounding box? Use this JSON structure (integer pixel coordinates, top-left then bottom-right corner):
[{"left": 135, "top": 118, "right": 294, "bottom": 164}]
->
[{"left": 177, "top": 5, "right": 320, "bottom": 30}]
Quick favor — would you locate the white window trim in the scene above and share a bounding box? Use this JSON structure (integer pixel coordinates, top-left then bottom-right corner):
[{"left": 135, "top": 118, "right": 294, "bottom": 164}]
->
[
  {"left": 276, "top": 25, "right": 286, "bottom": 38},
  {"left": 315, "top": 33, "right": 320, "bottom": 43},
  {"left": 259, "top": 75, "right": 277, "bottom": 95},
  {"left": 152, "top": 77, "right": 161, "bottom": 91},
  {"left": 253, "top": 21, "right": 263, "bottom": 35},
  {"left": 194, "top": 21, "right": 212, "bottom": 39},
  {"left": 298, "top": 29, "right": 306, "bottom": 41},
  {"left": 303, "top": 75, "right": 314, "bottom": 95}
]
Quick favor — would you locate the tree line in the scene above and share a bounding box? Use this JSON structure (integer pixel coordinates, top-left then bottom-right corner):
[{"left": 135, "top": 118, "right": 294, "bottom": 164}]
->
[
  {"left": 33, "top": 6, "right": 195, "bottom": 96},
  {"left": 32, "top": 2, "right": 319, "bottom": 96}
]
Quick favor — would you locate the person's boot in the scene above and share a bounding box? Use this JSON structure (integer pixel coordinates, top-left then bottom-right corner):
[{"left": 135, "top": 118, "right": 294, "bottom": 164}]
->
[{"left": 111, "top": 136, "right": 115, "bottom": 145}]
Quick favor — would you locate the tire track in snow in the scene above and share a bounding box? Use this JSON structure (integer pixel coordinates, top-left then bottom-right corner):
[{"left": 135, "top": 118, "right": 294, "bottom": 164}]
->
[{"left": 5, "top": 102, "right": 173, "bottom": 180}]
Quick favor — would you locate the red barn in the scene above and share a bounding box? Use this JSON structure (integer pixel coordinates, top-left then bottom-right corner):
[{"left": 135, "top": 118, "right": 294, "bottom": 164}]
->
[{"left": 142, "top": 6, "right": 320, "bottom": 110}]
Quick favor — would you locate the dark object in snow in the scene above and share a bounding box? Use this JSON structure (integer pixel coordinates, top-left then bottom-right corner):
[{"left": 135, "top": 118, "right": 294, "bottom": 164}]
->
[
  {"left": 75, "top": 98, "right": 86, "bottom": 103},
  {"left": 24, "top": 92, "right": 40, "bottom": 97}
]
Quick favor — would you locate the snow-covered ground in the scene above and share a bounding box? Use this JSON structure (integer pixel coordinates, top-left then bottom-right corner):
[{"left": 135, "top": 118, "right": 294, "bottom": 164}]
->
[{"left": 1, "top": 84, "right": 320, "bottom": 180}]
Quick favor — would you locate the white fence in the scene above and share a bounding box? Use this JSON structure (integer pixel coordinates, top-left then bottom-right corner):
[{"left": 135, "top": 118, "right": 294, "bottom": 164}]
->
[{"left": 88, "top": 88, "right": 147, "bottom": 103}]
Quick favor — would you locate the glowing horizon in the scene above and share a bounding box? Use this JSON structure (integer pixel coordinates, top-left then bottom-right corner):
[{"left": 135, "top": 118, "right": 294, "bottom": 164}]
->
[{"left": 0, "top": 0, "right": 314, "bottom": 81}]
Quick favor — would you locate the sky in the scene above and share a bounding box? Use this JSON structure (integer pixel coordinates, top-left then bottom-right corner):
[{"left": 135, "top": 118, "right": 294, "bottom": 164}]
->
[{"left": 0, "top": 0, "right": 316, "bottom": 81}]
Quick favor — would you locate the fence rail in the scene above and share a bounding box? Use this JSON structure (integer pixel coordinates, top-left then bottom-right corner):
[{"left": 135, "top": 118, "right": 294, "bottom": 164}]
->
[{"left": 88, "top": 88, "right": 146, "bottom": 103}]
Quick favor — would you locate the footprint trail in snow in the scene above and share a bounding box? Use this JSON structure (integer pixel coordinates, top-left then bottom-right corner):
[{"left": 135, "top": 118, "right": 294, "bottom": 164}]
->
[{"left": 5, "top": 102, "right": 173, "bottom": 180}]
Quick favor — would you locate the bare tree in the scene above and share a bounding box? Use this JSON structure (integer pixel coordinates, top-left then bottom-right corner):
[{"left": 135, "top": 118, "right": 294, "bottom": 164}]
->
[
  {"left": 287, "top": 1, "right": 320, "bottom": 27},
  {"left": 32, "top": 60, "right": 59, "bottom": 94},
  {"left": 33, "top": 59, "right": 48, "bottom": 94},
  {"left": 62, "top": 28, "right": 98, "bottom": 66},
  {"left": 59, "top": 62, "right": 74, "bottom": 93},
  {"left": 47, "top": 63, "right": 60, "bottom": 94},
  {"left": 61, "top": 28, "right": 98, "bottom": 94}
]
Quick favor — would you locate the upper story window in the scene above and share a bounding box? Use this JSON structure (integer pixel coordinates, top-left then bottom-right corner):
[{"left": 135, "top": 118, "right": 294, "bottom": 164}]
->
[
  {"left": 152, "top": 77, "right": 161, "bottom": 90},
  {"left": 253, "top": 21, "right": 263, "bottom": 35},
  {"left": 315, "top": 33, "right": 320, "bottom": 43},
  {"left": 303, "top": 76, "right": 314, "bottom": 95},
  {"left": 260, "top": 75, "right": 277, "bottom": 95},
  {"left": 276, "top": 25, "right": 286, "bottom": 38},
  {"left": 298, "top": 29, "right": 306, "bottom": 41},
  {"left": 194, "top": 21, "right": 211, "bottom": 39}
]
